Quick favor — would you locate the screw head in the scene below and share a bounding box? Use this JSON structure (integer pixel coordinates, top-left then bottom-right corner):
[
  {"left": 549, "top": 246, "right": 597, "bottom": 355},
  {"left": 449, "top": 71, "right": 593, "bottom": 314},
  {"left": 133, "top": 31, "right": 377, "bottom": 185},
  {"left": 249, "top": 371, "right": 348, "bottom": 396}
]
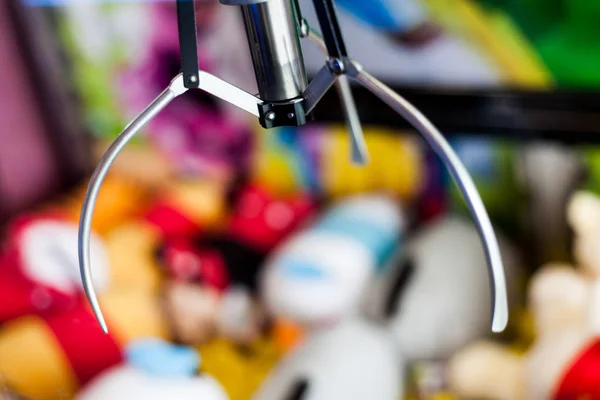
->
[
  {"left": 328, "top": 59, "right": 345, "bottom": 75},
  {"left": 266, "top": 111, "right": 276, "bottom": 121},
  {"left": 287, "top": 112, "right": 295, "bottom": 119},
  {"left": 187, "top": 75, "right": 198, "bottom": 84}
]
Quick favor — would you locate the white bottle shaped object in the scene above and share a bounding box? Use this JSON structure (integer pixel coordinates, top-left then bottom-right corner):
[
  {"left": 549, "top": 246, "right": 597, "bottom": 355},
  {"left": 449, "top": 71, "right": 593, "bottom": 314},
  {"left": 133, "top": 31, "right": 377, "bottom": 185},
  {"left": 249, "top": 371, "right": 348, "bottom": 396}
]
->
[{"left": 261, "top": 194, "right": 405, "bottom": 328}]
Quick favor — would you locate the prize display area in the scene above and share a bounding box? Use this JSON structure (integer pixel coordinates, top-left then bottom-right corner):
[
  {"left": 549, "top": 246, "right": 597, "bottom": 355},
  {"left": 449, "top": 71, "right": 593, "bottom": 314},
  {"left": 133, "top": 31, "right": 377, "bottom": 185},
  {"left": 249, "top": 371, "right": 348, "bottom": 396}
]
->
[{"left": 2, "top": 0, "right": 600, "bottom": 399}]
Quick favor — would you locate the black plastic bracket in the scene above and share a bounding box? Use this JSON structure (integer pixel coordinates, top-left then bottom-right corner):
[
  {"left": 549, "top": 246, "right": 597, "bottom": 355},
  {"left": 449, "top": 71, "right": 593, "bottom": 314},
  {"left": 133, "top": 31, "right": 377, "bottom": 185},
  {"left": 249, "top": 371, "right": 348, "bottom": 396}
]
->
[
  {"left": 258, "top": 100, "right": 307, "bottom": 129},
  {"left": 176, "top": 0, "right": 200, "bottom": 89},
  {"left": 311, "top": 0, "right": 348, "bottom": 59}
]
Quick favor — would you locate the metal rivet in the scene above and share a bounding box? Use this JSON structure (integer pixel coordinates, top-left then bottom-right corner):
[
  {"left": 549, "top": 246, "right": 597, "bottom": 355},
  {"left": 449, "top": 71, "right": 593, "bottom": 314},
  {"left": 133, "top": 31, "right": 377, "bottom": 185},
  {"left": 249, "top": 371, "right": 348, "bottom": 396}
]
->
[
  {"left": 266, "top": 111, "right": 276, "bottom": 121},
  {"left": 287, "top": 113, "right": 295, "bottom": 119},
  {"left": 328, "top": 59, "right": 345, "bottom": 75},
  {"left": 187, "top": 75, "right": 198, "bottom": 84}
]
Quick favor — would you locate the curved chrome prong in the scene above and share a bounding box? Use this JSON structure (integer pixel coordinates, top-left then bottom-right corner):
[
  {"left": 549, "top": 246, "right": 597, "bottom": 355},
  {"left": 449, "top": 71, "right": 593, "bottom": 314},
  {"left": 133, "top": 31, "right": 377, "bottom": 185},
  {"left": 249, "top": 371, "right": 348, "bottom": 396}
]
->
[
  {"left": 78, "top": 74, "right": 188, "bottom": 333},
  {"left": 346, "top": 62, "right": 508, "bottom": 332}
]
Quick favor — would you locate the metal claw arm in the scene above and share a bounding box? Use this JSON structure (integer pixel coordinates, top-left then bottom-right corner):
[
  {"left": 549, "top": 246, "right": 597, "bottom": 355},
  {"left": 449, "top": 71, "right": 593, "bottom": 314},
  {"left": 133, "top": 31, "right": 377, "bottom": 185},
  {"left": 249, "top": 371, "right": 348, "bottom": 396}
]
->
[
  {"left": 78, "top": 72, "right": 264, "bottom": 332},
  {"left": 301, "top": 20, "right": 368, "bottom": 165},
  {"left": 335, "top": 74, "right": 369, "bottom": 164},
  {"left": 345, "top": 61, "right": 508, "bottom": 332},
  {"left": 78, "top": 74, "right": 188, "bottom": 333}
]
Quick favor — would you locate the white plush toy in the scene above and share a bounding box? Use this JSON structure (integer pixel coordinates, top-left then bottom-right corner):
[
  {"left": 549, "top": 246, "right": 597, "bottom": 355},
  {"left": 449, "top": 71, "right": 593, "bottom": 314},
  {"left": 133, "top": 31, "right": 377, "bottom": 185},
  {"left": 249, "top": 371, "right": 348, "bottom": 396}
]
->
[
  {"left": 261, "top": 194, "right": 405, "bottom": 328},
  {"left": 448, "top": 191, "right": 600, "bottom": 400},
  {"left": 363, "top": 216, "right": 520, "bottom": 362},
  {"left": 76, "top": 338, "right": 229, "bottom": 400},
  {"left": 255, "top": 195, "right": 405, "bottom": 400},
  {"left": 252, "top": 317, "right": 403, "bottom": 400}
]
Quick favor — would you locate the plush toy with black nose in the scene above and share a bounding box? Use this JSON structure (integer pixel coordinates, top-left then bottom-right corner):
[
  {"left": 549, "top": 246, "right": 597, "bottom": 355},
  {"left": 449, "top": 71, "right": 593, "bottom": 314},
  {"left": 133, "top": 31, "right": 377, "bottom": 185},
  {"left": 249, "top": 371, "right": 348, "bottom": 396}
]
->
[
  {"left": 363, "top": 216, "right": 520, "bottom": 362},
  {"left": 252, "top": 317, "right": 403, "bottom": 400}
]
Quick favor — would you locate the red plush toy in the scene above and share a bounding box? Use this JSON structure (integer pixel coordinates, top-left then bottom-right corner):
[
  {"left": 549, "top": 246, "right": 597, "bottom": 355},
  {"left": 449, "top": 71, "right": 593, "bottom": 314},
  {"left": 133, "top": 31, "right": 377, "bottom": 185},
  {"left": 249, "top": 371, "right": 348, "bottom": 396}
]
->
[
  {"left": 159, "top": 183, "right": 316, "bottom": 345},
  {"left": 226, "top": 184, "right": 316, "bottom": 252},
  {"left": 0, "top": 213, "right": 110, "bottom": 322},
  {"left": 161, "top": 183, "right": 315, "bottom": 289}
]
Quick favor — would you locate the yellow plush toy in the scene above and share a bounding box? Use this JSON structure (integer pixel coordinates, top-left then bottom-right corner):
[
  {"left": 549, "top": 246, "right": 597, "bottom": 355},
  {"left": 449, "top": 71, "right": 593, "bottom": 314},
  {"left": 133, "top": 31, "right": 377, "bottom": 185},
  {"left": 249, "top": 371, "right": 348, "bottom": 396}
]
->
[
  {"left": 198, "top": 335, "right": 283, "bottom": 400},
  {"left": 321, "top": 126, "right": 424, "bottom": 200},
  {"left": 252, "top": 124, "right": 424, "bottom": 199}
]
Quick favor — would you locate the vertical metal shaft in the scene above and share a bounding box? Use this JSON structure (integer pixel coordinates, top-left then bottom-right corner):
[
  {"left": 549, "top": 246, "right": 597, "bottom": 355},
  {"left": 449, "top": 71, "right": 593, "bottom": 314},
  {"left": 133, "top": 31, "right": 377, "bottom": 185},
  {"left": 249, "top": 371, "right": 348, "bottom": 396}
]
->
[{"left": 241, "top": 0, "right": 308, "bottom": 102}]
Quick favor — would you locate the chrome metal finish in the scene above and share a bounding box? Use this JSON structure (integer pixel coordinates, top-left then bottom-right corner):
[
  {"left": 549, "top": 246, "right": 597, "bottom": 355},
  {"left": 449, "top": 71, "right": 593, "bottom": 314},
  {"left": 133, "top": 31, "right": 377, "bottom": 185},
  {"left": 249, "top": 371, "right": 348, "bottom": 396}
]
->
[
  {"left": 78, "top": 71, "right": 267, "bottom": 332},
  {"left": 347, "top": 62, "right": 508, "bottom": 332},
  {"left": 241, "top": 0, "right": 307, "bottom": 101},
  {"left": 198, "top": 70, "right": 263, "bottom": 117},
  {"left": 336, "top": 74, "right": 368, "bottom": 165},
  {"left": 78, "top": 74, "right": 188, "bottom": 333},
  {"left": 301, "top": 22, "right": 368, "bottom": 165},
  {"left": 302, "top": 64, "right": 337, "bottom": 114}
]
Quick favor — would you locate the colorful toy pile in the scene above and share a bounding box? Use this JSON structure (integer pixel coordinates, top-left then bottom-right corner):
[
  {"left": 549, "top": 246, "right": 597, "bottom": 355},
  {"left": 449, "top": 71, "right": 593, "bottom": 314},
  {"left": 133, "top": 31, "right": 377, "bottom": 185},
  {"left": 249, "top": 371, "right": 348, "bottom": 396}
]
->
[{"left": 0, "top": 159, "right": 530, "bottom": 399}]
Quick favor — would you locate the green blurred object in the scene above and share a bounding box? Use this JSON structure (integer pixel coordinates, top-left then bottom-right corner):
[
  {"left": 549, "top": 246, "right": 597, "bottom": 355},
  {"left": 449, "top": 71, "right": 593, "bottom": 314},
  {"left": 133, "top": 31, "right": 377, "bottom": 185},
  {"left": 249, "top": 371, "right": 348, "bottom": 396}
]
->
[
  {"left": 56, "top": 8, "right": 136, "bottom": 141},
  {"left": 448, "top": 137, "right": 524, "bottom": 237},
  {"left": 475, "top": 0, "right": 600, "bottom": 87},
  {"left": 536, "top": 0, "right": 600, "bottom": 87},
  {"left": 581, "top": 147, "right": 600, "bottom": 195}
]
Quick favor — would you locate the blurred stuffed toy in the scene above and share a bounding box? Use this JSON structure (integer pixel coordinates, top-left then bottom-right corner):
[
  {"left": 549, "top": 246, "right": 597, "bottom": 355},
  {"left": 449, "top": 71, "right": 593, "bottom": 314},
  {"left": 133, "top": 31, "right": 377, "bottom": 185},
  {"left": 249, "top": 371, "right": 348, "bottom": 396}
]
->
[
  {"left": 162, "top": 183, "right": 316, "bottom": 345},
  {"left": 363, "top": 216, "right": 521, "bottom": 362},
  {"left": 0, "top": 213, "right": 109, "bottom": 323},
  {"left": 104, "top": 178, "right": 227, "bottom": 294},
  {"left": 447, "top": 191, "right": 600, "bottom": 400},
  {"left": 447, "top": 263, "right": 597, "bottom": 400},
  {"left": 76, "top": 338, "right": 229, "bottom": 400},
  {"left": 199, "top": 335, "right": 282, "bottom": 400},
  {"left": 261, "top": 194, "right": 405, "bottom": 329},
  {"left": 252, "top": 317, "right": 403, "bottom": 400},
  {"left": 0, "top": 288, "right": 170, "bottom": 400},
  {"left": 252, "top": 195, "right": 405, "bottom": 400}
]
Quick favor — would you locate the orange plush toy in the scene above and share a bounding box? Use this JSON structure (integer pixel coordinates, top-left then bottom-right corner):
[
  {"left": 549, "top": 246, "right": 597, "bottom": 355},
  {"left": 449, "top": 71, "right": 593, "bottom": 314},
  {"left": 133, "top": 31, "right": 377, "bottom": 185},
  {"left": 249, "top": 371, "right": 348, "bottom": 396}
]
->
[
  {"left": 58, "top": 174, "right": 149, "bottom": 236},
  {"left": 103, "top": 178, "right": 227, "bottom": 293}
]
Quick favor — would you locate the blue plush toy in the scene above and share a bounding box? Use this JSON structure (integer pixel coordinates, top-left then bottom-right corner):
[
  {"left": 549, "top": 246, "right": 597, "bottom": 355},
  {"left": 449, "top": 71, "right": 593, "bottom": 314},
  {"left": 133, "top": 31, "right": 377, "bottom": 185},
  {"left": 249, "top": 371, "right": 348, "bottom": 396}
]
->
[{"left": 76, "top": 338, "right": 230, "bottom": 400}]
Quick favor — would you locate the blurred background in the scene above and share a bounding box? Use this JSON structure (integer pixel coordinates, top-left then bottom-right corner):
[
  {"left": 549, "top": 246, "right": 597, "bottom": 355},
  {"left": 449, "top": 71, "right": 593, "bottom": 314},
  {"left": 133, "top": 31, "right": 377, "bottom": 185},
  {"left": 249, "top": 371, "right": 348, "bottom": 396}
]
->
[{"left": 1, "top": 0, "right": 600, "bottom": 399}]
